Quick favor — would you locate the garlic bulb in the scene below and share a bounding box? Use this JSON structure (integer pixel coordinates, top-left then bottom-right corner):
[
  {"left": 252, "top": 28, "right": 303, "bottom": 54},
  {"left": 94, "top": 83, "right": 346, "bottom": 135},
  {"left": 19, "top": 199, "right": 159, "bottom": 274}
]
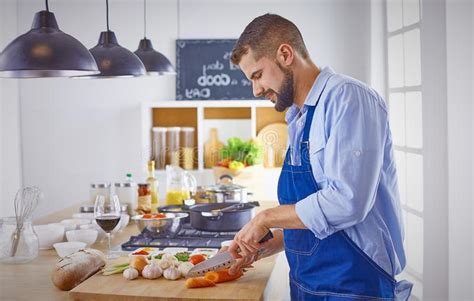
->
[
  {"left": 158, "top": 259, "right": 171, "bottom": 270},
  {"left": 161, "top": 253, "right": 178, "bottom": 263},
  {"left": 163, "top": 266, "right": 181, "bottom": 280},
  {"left": 123, "top": 268, "right": 139, "bottom": 280},
  {"left": 142, "top": 263, "right": 162, "bottom": 279},
  {"left": 178, "top": 262, "right": 194, "bottom": 277}
]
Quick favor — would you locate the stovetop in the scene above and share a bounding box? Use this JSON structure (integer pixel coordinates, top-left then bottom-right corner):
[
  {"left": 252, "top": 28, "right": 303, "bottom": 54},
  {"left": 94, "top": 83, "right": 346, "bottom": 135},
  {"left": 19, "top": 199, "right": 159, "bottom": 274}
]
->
[{"left": 121, "top": 224, "right": 237, "bottom": 251}]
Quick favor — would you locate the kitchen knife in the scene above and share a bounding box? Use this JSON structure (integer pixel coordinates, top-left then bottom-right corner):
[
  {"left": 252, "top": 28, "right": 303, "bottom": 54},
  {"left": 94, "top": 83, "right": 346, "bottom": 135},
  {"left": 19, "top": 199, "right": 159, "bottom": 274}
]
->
[{"left": 186, "top": 231, "right": 273, "bottom": 278}]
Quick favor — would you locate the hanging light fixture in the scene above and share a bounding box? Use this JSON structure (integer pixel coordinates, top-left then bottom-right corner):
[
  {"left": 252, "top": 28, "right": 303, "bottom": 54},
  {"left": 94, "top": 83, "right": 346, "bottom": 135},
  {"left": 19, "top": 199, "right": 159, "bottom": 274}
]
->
[
  {"left": 134, "top": 0, "right": 176, "bottom": 75},
  {"left": 0, "top": 0, "right": 99, "bottom": 78},
  {"left": 82, "top": 0, "right": 146, "bottom": 78}
]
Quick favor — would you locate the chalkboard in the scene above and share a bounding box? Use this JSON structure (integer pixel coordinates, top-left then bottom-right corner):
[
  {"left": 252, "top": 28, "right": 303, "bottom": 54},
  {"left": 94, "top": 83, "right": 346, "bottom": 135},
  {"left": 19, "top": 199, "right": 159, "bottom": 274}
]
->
[{"left": 176, "top": 39, "right": 258, "bottom": 101}]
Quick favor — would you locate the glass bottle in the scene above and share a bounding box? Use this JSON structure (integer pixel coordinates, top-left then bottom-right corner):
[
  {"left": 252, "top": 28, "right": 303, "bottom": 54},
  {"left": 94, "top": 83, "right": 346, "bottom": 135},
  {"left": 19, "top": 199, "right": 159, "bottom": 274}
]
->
[
  {"left": 136, "top": 183, "right": 151, "bottom": 215},
  {"left": 146, "top": 160, "right": 159, "bottom": 212}
]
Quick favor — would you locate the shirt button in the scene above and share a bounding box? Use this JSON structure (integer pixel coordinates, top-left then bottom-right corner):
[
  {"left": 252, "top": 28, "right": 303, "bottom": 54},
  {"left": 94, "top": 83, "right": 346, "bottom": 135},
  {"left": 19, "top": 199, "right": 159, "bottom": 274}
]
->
[{"left": 353, "top": 150, "right": 362, "bottom": 157}]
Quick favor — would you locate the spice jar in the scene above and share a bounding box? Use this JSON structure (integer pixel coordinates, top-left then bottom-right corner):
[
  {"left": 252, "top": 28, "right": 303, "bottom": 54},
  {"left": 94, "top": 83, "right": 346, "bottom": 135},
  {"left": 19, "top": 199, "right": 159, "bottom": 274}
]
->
[
  {"left": 136, "top": 183, "right": 152, "bottom": 215},
  {"left": 181, "top": 127, "right": 195, "bottom": 170},
  {"left": 166, "top": 127, "right": 180, "bottom": 166}
]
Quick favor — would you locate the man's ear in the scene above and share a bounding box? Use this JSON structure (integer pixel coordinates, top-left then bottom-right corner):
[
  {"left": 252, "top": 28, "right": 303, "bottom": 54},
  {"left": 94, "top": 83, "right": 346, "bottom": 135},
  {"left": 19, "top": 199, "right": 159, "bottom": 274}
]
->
[{"left": 276, "top": 44, "right": 294, "bottom": 67}]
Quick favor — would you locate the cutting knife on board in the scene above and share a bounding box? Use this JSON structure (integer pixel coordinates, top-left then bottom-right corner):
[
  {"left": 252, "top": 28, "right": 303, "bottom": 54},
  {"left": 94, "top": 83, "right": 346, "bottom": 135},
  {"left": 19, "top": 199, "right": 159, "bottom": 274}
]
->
[{"left": 186, "top": 231, "right": 274, "bottom": 278}]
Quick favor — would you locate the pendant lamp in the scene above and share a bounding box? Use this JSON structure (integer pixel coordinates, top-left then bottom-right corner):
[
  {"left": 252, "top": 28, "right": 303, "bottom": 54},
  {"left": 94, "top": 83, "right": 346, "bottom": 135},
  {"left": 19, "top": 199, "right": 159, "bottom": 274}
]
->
[
  {"left": 0, "top": 0, "right": 99, "bottom": 78},
  {"left": 134, "top": 0, "right": 176, "bottom": 75},
  {"left": 83, "top": 0, "right": 146, "bottom": 78}
]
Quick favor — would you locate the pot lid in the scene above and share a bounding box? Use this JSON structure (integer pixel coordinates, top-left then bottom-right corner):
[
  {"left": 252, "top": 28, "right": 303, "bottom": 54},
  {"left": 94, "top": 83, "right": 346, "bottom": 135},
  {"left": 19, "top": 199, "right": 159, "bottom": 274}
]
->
[{"left": 207, "top": 175, "right": 245, "bottom": 192}]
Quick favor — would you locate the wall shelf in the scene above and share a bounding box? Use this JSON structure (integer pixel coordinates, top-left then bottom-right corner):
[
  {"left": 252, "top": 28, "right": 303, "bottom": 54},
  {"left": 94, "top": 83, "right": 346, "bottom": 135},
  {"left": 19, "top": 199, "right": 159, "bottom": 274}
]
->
[{"left": 141, "top": 100, "right": 286, "bottom": 201}]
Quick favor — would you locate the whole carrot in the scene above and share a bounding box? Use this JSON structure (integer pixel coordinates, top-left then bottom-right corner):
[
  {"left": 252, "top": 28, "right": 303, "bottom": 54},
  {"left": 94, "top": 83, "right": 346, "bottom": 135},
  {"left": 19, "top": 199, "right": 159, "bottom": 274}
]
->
[{"left": 204, "top": 269, "right": 243, "bottom": 283}]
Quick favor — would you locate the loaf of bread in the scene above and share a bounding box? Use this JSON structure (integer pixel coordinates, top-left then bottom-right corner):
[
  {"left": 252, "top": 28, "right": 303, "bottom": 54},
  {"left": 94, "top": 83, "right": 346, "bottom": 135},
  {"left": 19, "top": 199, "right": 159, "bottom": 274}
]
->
[{"left": 51, "top": 248, "right": 106, "bottom": 291}]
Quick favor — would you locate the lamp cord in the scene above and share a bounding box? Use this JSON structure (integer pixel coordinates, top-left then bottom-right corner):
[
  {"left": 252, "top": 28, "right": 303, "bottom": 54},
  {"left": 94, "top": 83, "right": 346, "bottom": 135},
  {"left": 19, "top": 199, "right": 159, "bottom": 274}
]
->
[
  {"left": 177, "top": 0, "right": 180, "bottom": 39},
  {"left": 144, "top": 0, "right": 147, "bottom": 38},
  {"left": 106, "top": 0, "right": 110, "bottom": 31},
  {"left": 45, "top": 0, "right": 49, "bottom": 11}
]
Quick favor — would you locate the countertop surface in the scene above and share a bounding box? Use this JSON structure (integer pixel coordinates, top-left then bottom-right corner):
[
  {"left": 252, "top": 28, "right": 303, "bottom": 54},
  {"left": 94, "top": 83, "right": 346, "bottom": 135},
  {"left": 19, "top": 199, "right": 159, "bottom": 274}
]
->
[{"left": 0, "top": 201, "right": 281, "bottom": 301}]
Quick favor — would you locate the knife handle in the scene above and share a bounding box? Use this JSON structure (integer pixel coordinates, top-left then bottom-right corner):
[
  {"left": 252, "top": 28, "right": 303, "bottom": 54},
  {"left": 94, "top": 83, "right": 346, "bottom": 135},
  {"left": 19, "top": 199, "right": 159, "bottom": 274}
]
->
[{"left": 258, "top": 231, "right": 273, "bottom": 243}]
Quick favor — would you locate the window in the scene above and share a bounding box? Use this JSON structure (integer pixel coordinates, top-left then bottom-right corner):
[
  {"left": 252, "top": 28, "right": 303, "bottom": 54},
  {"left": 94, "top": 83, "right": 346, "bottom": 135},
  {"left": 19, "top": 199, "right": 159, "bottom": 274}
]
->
[{"left": 386, "top": 0, "right": 423, "bottom": 299}]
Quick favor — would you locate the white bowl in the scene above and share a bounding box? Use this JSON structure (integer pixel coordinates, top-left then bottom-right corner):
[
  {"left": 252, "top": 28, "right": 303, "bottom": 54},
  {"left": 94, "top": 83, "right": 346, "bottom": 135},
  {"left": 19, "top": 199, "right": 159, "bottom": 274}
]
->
[
  {"left": 118, "top": 214, "right": 130, "bottom": 231},
  {"left": 53, "top": 241, "right": 87, "bottom": 258},
  {"left": 60, "top": 219, "right": 90, "bottom": 232},
  {"left": 79, "top": 223, "right": 106, "bottom": 241},
  {"left": 72, "top": 213, "right": 95, "bottom": 222},
  {"left": 66, "top": 229, "right": 98, "bottom": 247},
  {"left": 34, "top": 224, "right": 65, "bottom": 250}
]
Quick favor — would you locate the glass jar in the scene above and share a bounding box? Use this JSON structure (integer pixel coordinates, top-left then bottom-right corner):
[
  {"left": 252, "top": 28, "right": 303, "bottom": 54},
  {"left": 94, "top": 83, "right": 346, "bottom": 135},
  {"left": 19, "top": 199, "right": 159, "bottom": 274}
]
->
[
  {"left": 90, "top": 183, "right": 111, "bottom": 204},
  {"left": 181, "top": 127, "right": 195, "bottom": 170},
  {"left": 166, "top": 127, "right": 181, "bottom": 166},
  {"left": 136, "top": 183, "right": 152, "bottom": 215},
  {"left": 152, "top": 127, "right": 167, "bottom": 170},
  {"left": 114, "top": 182, "right": 138, "bottom": 216},
  {"left": 0, "top": 217, "right": 39, "bottom": 264}
]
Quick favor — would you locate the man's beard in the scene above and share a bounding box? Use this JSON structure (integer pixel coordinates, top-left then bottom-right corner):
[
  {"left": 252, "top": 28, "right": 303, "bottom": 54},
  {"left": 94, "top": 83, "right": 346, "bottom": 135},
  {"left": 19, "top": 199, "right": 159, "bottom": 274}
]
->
[{"left": 273, "top": 64, "right": 294, "bottom": 112}]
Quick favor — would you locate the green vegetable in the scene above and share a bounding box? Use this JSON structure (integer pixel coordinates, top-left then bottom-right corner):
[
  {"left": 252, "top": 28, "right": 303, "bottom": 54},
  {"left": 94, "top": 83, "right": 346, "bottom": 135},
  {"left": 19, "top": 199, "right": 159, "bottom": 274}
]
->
[
  {"left": 174, "top": 251, "right": 191, "bottom": 262},
  {"left": 220, "top": 138, "right": 262, "bottom": 166},
  {"left": 102, "top": 262, "right": 130, "bottom": 276}
]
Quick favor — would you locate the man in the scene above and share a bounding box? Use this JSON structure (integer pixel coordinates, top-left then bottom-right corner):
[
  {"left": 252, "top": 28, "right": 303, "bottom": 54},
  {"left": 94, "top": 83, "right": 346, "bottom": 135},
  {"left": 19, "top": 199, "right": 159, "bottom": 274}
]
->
[{"left": 225, "top": 14, "right": 413, "bottom": 300}]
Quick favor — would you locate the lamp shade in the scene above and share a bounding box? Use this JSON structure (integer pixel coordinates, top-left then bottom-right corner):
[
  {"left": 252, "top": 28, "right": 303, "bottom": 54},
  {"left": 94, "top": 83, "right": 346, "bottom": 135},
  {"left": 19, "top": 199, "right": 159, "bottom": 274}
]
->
[
  {"left": 134, "top": 38, "right": 175, "bottom": 75},
  {"left": 0, "top": 10, "right": 99, "bottom": 78},
  {"left": 85, "top": 31, "right": 146, "bottom": 78}
]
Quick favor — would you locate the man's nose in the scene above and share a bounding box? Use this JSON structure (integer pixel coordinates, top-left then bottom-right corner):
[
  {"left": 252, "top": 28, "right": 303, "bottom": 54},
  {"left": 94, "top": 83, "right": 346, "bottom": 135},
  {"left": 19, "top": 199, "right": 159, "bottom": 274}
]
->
[{"left": 253, "top": 84, "right": 264, "bottom": 98}]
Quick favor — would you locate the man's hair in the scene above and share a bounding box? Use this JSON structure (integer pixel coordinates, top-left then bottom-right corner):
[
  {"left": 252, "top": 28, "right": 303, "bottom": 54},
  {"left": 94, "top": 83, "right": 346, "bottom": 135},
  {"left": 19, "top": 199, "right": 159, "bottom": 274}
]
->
[{"left": 231, "top": 13, "right": 309, "bottom": 65}]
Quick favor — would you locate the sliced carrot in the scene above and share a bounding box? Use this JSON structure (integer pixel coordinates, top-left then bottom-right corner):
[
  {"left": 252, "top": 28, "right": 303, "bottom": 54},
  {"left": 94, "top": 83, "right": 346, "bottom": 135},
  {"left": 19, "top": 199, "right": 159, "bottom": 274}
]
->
[
  {"left": 204, "top": 269, "right": 243, "bottom": 283},
  {"left": 185, "top": 277, "right": 216, "bottom": 289}
]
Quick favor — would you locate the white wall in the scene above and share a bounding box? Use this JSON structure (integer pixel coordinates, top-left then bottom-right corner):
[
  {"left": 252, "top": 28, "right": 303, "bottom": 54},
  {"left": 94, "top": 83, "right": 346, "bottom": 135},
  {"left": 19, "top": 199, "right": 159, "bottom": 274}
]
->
[
  {"left": 0, "top": 0, "right": 22, "bottom": 218},
  {"left": 369, "top": 0, "right": 387, "bottom": 97},
  {"left": 4, "top": 0, "right": 373, "bottom": 219},
  {"left": 446, "top": 0, "right": 473, "bottom": 300}
]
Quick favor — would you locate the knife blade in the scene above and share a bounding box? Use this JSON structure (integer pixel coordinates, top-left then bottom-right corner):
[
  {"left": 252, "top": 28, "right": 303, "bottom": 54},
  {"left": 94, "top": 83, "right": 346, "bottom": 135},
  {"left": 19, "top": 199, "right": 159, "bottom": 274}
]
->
[{"left": 186, "top": 231, "right": 273, "bottom": 278}]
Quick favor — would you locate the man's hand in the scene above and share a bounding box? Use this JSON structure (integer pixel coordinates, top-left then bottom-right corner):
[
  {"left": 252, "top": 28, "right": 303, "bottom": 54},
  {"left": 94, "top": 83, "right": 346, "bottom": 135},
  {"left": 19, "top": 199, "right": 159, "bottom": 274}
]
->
[
  {"left": 228, "top": 210, "right": 270, "bottom": 258},
  {"left": 219, "top": 246, "right": 258, "bottom": 275}
]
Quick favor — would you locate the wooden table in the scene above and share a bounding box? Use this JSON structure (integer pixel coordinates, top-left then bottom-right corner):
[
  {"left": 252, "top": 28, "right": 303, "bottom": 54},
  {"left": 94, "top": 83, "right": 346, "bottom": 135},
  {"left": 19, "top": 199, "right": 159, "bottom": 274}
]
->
[{"left": 0, "top": 202, "right": 281, "bottom": 301}]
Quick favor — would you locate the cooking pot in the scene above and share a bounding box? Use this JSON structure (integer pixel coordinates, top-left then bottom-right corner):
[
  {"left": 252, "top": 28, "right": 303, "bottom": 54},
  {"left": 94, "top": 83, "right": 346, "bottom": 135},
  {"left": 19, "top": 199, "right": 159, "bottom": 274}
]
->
[
  {"left": 194, "top": 175, "right": 250, "bottom": 203},
  {"left": 189, "top": 202, "right": 256, "bottom": 232}
]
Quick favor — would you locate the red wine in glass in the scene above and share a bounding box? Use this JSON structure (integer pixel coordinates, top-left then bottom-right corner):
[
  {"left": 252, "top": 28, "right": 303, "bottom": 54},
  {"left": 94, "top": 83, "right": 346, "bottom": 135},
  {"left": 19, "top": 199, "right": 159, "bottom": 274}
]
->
[
  {"left": 94, "top": 194, "right": 121, "bottom": 259},
  {"left": 96, "top": 216, "right": 121, "bottom": 232}
]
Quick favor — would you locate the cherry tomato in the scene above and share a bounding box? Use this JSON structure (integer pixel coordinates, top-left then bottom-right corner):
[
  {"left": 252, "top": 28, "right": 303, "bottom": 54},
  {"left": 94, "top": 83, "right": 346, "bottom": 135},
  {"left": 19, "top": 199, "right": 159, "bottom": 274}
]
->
[
  {"left": 189, "top": 254, "right": 206, "bottom": 265},
  {"left": 143, "top": 214, "right": 153, "bottom": 218},
  {"left": 153, "top": 213, "right": 167, "bottom": 218}
]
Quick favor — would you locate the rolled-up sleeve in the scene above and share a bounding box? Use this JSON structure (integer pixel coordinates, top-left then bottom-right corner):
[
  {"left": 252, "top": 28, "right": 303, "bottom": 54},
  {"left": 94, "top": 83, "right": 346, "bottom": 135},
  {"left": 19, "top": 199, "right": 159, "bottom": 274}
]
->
[{"left": 295, "top": 83, "right": 388, "bottom": 239}]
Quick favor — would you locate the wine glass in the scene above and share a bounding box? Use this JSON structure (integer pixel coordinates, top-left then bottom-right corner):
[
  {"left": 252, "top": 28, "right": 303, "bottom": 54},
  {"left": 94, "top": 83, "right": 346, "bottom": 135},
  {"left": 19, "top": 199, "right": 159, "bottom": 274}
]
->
[{"left": 94, "top": 194, "right": 121, "bottom": 259}]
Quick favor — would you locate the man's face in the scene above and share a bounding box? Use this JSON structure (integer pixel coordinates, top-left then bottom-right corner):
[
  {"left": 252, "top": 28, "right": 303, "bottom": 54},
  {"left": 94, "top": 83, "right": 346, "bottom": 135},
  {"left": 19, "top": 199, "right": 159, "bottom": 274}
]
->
[{"left": 239, "top": 49, "right": 294, "bottom": 112}]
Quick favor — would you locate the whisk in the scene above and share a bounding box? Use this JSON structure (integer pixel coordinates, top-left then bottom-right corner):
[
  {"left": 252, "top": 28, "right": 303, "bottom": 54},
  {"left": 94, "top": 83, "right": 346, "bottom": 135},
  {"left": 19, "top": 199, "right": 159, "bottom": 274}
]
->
[{"left": 10, "top": 187, "right": 42, "bottom": 257}]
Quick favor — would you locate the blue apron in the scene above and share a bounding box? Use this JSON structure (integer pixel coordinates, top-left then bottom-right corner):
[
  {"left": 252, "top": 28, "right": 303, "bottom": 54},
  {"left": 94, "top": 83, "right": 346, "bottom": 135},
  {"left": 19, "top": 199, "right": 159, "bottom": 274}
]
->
[{"left": 277, "top": 102, "right": 412, "bottom": 300}]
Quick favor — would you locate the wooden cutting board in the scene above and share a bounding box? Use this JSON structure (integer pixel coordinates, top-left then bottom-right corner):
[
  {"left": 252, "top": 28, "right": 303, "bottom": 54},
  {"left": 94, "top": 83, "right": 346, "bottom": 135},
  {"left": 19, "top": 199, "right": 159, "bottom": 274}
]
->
[
  {"left": 69, "top": 255, "right": 276, "bottom": 301},
  {"left": 256, "top": 123, "right": 288, "bottom": 168}
]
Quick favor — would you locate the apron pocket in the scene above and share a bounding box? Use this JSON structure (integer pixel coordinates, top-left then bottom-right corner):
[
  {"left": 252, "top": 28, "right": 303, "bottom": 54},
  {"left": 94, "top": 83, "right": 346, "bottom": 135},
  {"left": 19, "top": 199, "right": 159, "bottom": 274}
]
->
[{"left": 284, "top": 229, "right": 319, "bottom": 255}]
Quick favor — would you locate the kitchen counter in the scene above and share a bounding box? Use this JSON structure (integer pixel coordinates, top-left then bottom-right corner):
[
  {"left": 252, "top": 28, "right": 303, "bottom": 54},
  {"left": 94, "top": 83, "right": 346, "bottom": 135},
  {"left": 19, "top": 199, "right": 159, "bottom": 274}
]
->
[{"left": 0, "top": 201, "right": 289, "bottom": 301}]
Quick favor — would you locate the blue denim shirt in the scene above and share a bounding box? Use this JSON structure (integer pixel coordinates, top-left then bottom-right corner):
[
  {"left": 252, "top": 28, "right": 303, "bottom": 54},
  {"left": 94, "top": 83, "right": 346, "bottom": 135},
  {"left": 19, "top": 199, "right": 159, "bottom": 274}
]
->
[{"left": 287, "top": 67, "right": 406, "bottom": 276}]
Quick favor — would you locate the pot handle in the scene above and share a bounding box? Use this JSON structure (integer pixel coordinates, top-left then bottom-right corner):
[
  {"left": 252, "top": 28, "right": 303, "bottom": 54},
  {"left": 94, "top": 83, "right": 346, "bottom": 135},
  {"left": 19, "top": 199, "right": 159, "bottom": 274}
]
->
[
  {"left": 219, "top": 174, "right": 233, "bottom": 184},
  {"left": 200, "top": 212, "right": 222, "bottom": 220}
]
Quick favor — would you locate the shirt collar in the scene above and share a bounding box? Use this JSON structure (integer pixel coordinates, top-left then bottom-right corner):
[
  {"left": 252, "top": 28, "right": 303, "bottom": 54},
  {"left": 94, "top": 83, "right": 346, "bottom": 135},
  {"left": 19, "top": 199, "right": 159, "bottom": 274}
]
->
[
  {"left": 285, "top": 66, "right": 334, "bottom": 123},
  {"left": 303, "top": 66, "right": 335, "bottom": 107}
]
